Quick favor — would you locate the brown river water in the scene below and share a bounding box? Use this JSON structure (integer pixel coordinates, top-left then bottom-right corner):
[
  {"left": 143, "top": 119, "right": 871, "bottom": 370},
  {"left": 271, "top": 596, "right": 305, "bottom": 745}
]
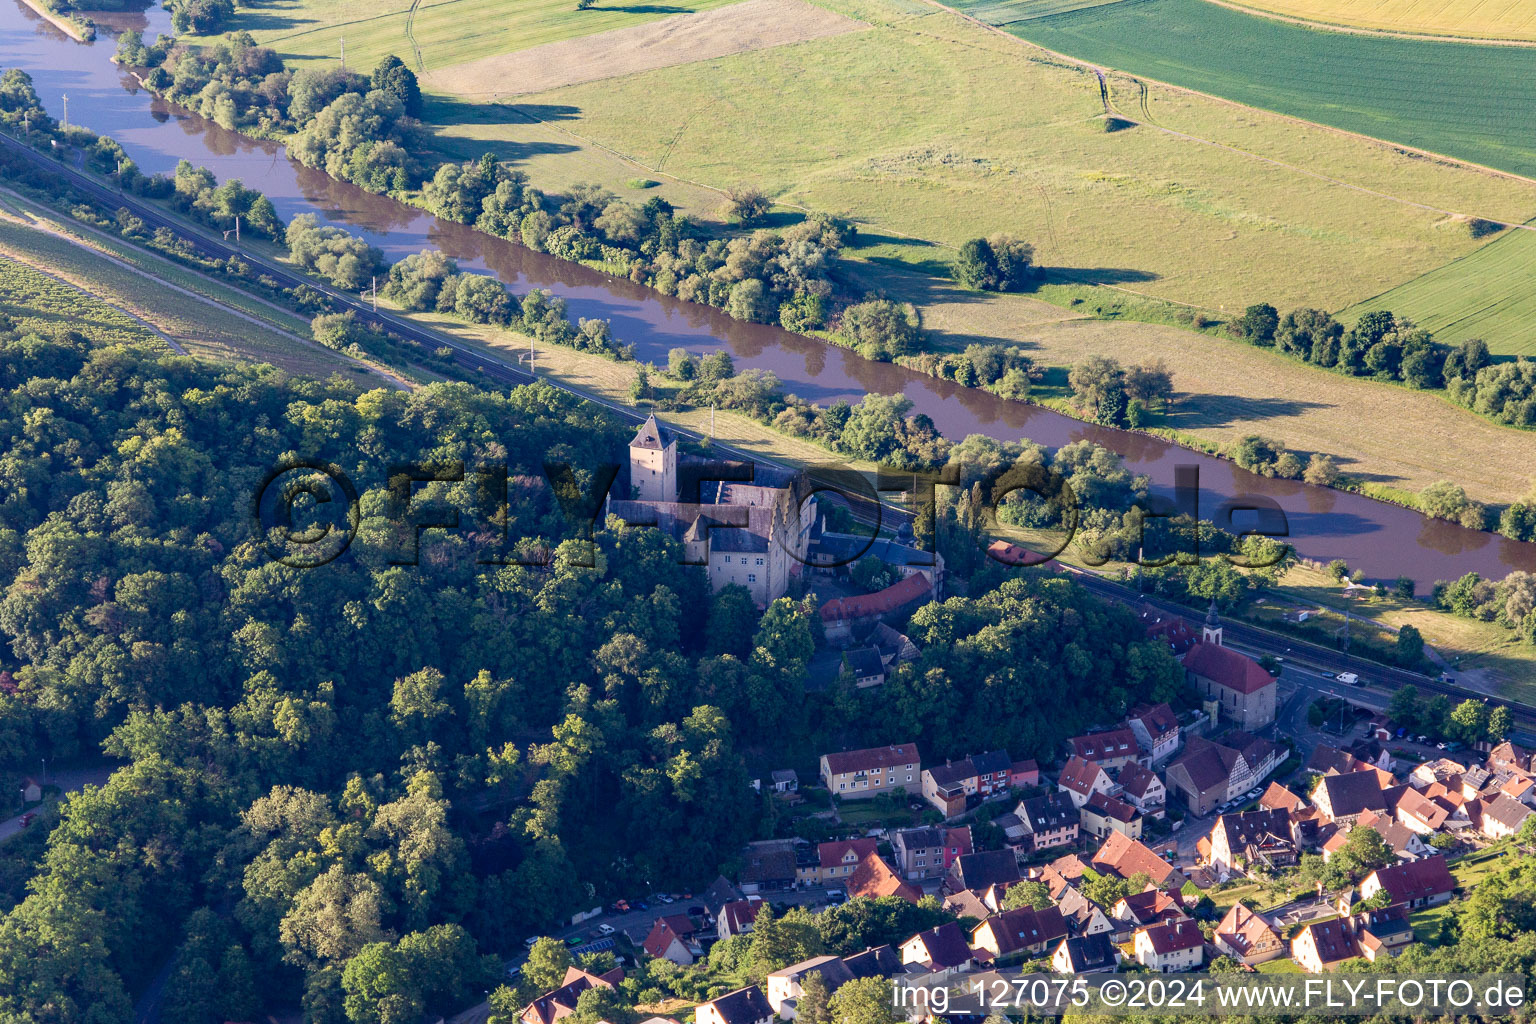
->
[{"left": 4, "top": 0, "right": 1535, "bottom": 588}]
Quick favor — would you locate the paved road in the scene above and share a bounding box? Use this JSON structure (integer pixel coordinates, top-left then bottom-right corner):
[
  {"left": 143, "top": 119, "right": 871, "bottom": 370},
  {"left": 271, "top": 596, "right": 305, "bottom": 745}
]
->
[{"left": 0, "top": 766, "right": 114, "bottom": 843}]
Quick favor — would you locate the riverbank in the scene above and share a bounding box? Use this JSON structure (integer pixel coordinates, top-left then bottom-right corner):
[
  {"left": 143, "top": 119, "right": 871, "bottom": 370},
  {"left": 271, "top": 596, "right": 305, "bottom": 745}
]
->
[{"left": 16, "top": 0, "right": 89, "bottom": 40}]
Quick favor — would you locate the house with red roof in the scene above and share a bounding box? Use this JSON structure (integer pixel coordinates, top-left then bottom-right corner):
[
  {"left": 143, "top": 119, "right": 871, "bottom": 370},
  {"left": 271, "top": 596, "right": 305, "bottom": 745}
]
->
[
  {"left": 1360, "top": 858, "right": 1456, "bottom": 909},
  {"left": 642, "top": 915, "right": 701, "bottom": 965}
]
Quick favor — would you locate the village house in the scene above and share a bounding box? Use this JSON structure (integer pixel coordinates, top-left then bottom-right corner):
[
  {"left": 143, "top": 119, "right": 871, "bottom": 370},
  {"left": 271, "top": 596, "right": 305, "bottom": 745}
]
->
[
  {"left": 1292, "top": 908, "right": 1413, "bottom": 972},
  {"left": 642, "top": 915, "right": 702, "bottom": 966},
  {"left": 900, "top": 922, "right": 977, "bottom": 975},
  {"left": 1395, "top": 786, "right": 1450, "bottom": 835},
  {"left": 1138, "top": 603, "right": 1198, "bottom": 656},
  {"left": 1066, "top": 728, "right": 1141, "bottom": 771},
  {"left": 1212, "top": 903, "right": 1284, "bottom": 966},
  {"left": 1258, "top": 782, "right": 1306, "bottom": 815},
  {"left": 1092, "top": 831, "right": 1187, "bottom": 890},
  {"left": 820, "top": 743, "right": 920, "bottom": 800},
  {"left": 1011, "top": 759, "right": 1041, "bottom": 787},
  {"left": 1165, "top": 733, "right": 1284, "bottom": 816},
  {"left": 921, "top": 750, "right": 1013, "bottom": 818},
  {"left": 520, "top": 966, "right": 625, "bottom": 1024},
  {"left": 765, "top": 956, "right": 853, "bottom": 1018},
  {"left": 842, "top": 945, "right": 903, "bottom": 980},
  {"left": 739, "top": 839, "right": 798, "bottom": 892},
  {"left": 1479, "top": 793, "right": 1534, "bottom": 839},
  {"left": 1081, "top": 791, "right": 1142, "bottom": 840},
  {"left": 947, "top": 849, "right": 1021, "bottom": 893},
  {"left": 812, "top": 839, "right": 877, "bottom": 886},
  {"left": 1008, "top": 793, "right": 1080, "bottom": 852},
  {"left": 769, "top": 770, "right": 799, "bottom": 795},
  {"left": 943, "top": 826, "right": 974, "bottom": 869},
  {"left": 697, "top": 986, "right": 775, "bottom": 1024},
  {"left": 1207, "top": 808, "right": 1298, "bottom": 877},
  {"left": 1182, "top": 604, "right": 1277, "bottom": 729},
  {"left": 840, "top": 647, "right": 886, "bottom": 689},
  {"left": 971, "top": 906, "right": 1070, "bottom": 963},
  {"left": 891, "top": 827, "right": 947, "bottom": 881},
  {"left": 1115, "top": 762, "right": 1166, "bottom": 819},
  {"left": 1411, "top": 758, "right": 1467, "bottom": 790},
  {"left": 1057, "top": 756, "right": 1116, "bottom": 809},
  {"left": 1313, "top": 772, "right": 1388, "bottom": 826},
  {"left": 1488, "top": 741, "right": 1534, "bottom": 774},
  {"left": 819, "top": 575, "right": 935, "bottom": 644},
  {"left": 847, "top": 853, "right": 922, "bottom": 903},
  {"left": 1133, "top": 919, "right": 1205, "bottom": 972},
  {"left": 718, "top": 897, "right": 764, "bottom": 939},
  {"left": 1126, "top": 703, "right": 1181, "bottom": 765},
  {"left": 1109, "top": 889, "right": 1188, "bottom": 942},
  {"left": 1051, "top": 933, "right": 1120, "bottom": 974},
  {"left": 1056, "top": 886, "right": 1116, "bottom": 939},
  {"left": 1359, "top": 858, "right": 1456, "bottom": 909}
]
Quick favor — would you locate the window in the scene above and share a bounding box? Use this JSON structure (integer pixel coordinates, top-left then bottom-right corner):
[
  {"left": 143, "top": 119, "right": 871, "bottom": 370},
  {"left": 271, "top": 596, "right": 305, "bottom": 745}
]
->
[
  {"left": 747, "top": 573, "right": 757, "bottom": 583},
  {"left": 756, "top": 557, "right": 765, "bottom": 566}
]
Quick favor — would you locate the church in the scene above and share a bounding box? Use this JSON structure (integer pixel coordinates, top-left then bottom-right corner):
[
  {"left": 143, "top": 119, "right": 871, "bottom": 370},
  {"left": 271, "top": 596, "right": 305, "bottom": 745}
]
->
[
  {"left": 605, "top": 415, "right": 817, "bottom": 608},
  {"left": 1181, "top": 601, "right": 1278, "bottom": 730}
]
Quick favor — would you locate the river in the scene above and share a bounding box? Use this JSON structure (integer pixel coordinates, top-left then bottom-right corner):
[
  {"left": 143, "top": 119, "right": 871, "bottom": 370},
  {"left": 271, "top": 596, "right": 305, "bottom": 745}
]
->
[{"left": 4, "top": 0, "right": 1534, "bottom": 588}]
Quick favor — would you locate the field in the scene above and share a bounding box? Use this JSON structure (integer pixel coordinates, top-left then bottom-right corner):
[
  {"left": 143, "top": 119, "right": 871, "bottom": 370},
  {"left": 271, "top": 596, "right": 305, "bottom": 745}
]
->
[
  {"left": 424, "top": 0, "right": 864, "bottom": 99},
  {"left": 0, "top": 257, "right": 159, "bottom": 348},
  {"left": 1341, "top": 222, "right": 1536, "bottom": 354},
  {"left": 229, "top": 0, "right": 743, "bottom": 74},
  {"left": 0, "top": 207, "right": 369, "bottom": 379},
  {"left": 1210, "top": 0, "right": 1536, "bottom": 41},
  {"left": 963, "top": 0, "right": 1536, "bottom": 179},
  {"left": 441, "top": 0, "right": 1536, "bottom": 313},
  {"left": 853, "top": 261, "right": 1536, "bottom": 506}
]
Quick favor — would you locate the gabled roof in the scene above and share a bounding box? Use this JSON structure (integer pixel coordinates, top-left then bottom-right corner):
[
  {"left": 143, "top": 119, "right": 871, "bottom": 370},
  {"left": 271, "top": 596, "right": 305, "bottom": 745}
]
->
[
  {"left": 1054, "top": 933, "right": 1117, "bottom": 972},
  {"left": 823, "top": 744, "right": 920, "bottom": 776},
  {"left": 719, "top": 898, "right": 763, "bottom": 933},
  {"left": 842, "top": 944, "right": 902, "bottom": 979},
  {"left": 819, "top": 838, "right": 878, "bottom": 870},
  {"left": 1116, "top": 762, "right": 1162, "bottom": 799},
  {"left": 1116, "top": 889, "right": 1185, "bottom": 928},
  {"left": 1215, "top": 902, "right": 1279, "bottom": 956},
  {"left": 1317, "top": 771, "right": 1387, "bottom": 819},
  {"left": 1183, "top": 641, "right": 1274, "bottom": 694},
  {"left": 1138, "top": 604, "right": 1197, "bottom": 655},
  {"left": 894, "top": 826, "right": 944, "bottom": 852},
  {"left": 630, "top": 413, "right": 673, "bottom": 451},
  {"left": 950, "top": 849, "right": 1021, "bottom": 890},
  {"left": 1482, "top": 793, "right": 1533, "bottom": 831},
  {"left": 1127, "top": 702, "right": 1180, "bottom": 740},
  {"left": 1366, "top": 857, "right": 1455, "bottom": 904},
  {"left": 1396, "top": 787, "right": 1449, "bottom": 830},
  {"left": 642, "top": 915, "right": 696, "bottom": 959},
  {"left": 842, "top": 647, "right": 885, "bottom": 680},
  {"left": 848, "top": 853, "right": 921, "bottom": 903},
  {"left": 1057, "top": 756, "right": 1107, "bottom": 796},
  {"left": 1212, "top": 808, "right": 1294, "bottom": 854},
  {"left": 1091, "top": 831, "right": 1181, "bottom": 888},
  {"left": 1139, "top": 918, "right": 1204, "bottom": 954},
  {"left": 700, "top": 986, "right": 772, "bottom": 1024},
  {"left": 1068, "top": 728, "right": 1139, "bottom": 763},
  {"left": 904, "top": 922, "right": 975, "bottom": 970},
  {"left": 1018, "top": 792, "right": 1079, "bottom": 832},
  {"left": 1258, "top": 782, "right": 1305, "bottom": 813},
  {"left": 942, "top": 889, "right": 991, "bottom": 922},
  {"left": 978, "top": 906, "right": 1068, "bottom": 955},
  {"left": 1085, "top": 791, "right": 1138, "bottom": 824},
  {"left": 819, "top": 575, "right": 932, "bottom": 624},
  {"left": 521, "top": 967, "right": 624, "bottom": 1024},
  {"left": 765, "top": 954, "right": 853, "bottom": 991}
]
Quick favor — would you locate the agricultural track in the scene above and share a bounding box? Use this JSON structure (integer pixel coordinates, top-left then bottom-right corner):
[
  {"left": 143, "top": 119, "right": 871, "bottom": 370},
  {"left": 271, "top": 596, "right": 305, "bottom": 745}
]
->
[{"left": 405, "top": 0, "right": 426, "bottom": 72}]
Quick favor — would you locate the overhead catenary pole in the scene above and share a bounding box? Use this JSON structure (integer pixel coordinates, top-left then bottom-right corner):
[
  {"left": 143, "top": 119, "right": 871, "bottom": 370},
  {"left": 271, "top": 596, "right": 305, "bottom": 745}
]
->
[
  {"left": 61, "top": 93, "right": 68, "bottom": 131},
  {"left": 371, "top": 275, "right": 377, "bottom": 312},
  {"left": 340, "top": 36, "right": 345, "bottom": 71}
]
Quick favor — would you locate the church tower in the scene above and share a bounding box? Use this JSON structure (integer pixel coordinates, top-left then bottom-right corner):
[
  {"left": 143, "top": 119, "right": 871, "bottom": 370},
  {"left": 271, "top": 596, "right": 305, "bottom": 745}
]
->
[
  {"left": 629, "top": 414, "right": 677, "bottom": 502},
  {"left": 1202, "top": 598, "right": 1224, "bottom": 647}
]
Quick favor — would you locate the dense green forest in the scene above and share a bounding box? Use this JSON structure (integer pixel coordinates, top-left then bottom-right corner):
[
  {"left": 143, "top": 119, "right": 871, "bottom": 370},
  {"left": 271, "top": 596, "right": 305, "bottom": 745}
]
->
[{"left": 0, "top": 318, "right": 1197, "bottom": 1021}]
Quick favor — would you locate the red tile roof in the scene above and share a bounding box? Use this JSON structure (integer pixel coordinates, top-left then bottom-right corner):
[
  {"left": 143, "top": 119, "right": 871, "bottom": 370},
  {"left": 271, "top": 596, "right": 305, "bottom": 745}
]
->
[
  {"left": 1183, "top": 642, "right": 1274, "bottom": 694},
  {"left": 1366, "top": 858, "right": 1455, "bottom": 905},
  {"left": 820, "top": 574, "right": 932, "bottom": 623},
  {"left": 818, "top": 838, "right": 878, "bottom": 870},
  {"left": 848, "top": 853, "right": 921, "bottom": 903},
  {"left": 1092, "top": 831, "right": 1181, "bottom": 888},
  {"left": 823, "top": 744, "right": 920, "bottom": 776},
  {"left": 1140, "top": 918, "right": 1204, "bottom": 954}
]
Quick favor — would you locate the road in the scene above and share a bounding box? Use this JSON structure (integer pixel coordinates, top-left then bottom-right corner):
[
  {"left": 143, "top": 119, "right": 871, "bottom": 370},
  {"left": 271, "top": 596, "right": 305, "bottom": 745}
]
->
[{"left": 0, "top": 766, "right": 114, "bottom": 844}]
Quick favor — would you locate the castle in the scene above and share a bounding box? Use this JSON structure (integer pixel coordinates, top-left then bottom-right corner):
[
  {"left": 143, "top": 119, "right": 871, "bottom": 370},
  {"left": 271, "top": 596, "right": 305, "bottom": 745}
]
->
[{"left": 606, "top": 415, "right": 816, "bottom": 607}]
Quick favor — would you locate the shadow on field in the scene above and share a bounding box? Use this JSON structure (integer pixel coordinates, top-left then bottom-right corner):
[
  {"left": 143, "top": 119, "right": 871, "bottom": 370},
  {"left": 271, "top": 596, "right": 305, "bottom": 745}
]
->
[
  {"left": 1178, "top": 395, "right": 1331, "bottom": 428},
  {"left": 604, "top": 4, "right": 695, "bottom": 12},
  {"left": 1042, "top": 266, "right": 1159, "bottom": 286}
]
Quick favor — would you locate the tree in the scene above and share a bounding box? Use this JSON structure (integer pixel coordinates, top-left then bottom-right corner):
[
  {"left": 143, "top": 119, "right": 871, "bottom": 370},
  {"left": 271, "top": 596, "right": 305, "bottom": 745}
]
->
[
  {"left": 954, "top": 238, "right": 999, "bottom": 290},
  {"left": 1303, "top": 454, "right": 1340, "bottom": 487},
  {"left": 1235, "top": 303, "right": 1279, "bottom": 346},
  {"left": 1489, "top": 705, "right": 1514, "bottom": 742},
  {"left": 523, "top": 937, "right": 572, "bottom": 993},
  {"left": 370, "top": 55, "right": 422, "bottom": 117},
  {"left": 1000, "top": 881, "right": 1053, "bottom": 910},
  {"left": 828, "top": 976, "right": 900, "bottom": 1024},
  {"left": 1326, "top": 559, "right": 1349, "bottom": 582},
  {"left": 1449, "top": 699, "right": 1489, "bottom": 744},
  {"left": 722, "top": 185, "right": 771, "bottom": 224},
  {"left": 1396, "top": 623, "right": 1424, "bottom": 666},
  {"left": 629, "top": 365, "right": 653, "bottom": 404},
  {"left": 798, "top": 970, "right": 832, "bottom": 1024},
  {"left": 342, "top": 943, "right": 422, "bottom": 1024},
  {"left": 1388, "top": 684, "right": 1421, "bottom": 730}
]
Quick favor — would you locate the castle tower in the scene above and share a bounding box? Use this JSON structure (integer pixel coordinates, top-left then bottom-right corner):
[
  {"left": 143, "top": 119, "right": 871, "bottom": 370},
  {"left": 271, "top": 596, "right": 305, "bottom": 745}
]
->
[
  {"left": 1202, "top": 598, "right": 1224, "bottom": 647},
  {"left": 629, "top": 414, "right": 677, "bottom": 502}
]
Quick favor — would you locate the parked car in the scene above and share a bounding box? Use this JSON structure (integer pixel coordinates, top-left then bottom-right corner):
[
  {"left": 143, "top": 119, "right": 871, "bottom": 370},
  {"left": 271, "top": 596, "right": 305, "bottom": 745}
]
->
[
  {"left": 825, "top": 890, "right": 847, "bottom": 906},
  {"left": 1436, "top": 742, "right": 1448, "bottom": 750},
  {"left": 524, "top": 936, "right": 540, "bottom": 948},
  {"left": 1247, "top": 789, "right": 1261, "bottom": 798},
  {"left": 633, "top": 901, "right": 649, "bottom": 911},
  {"left": 19, "top": 812, "right": 35, "bottom": 828},
  {"left": 656, "top": 894, "right": 674, "bottom": 904},
  {"left": 598, "top": 924, "right": 616, "bottom": 936},
  {"left": 1417, "top": 735, "right": 1429, "bottom": 744},
  {"left": 566, "top": 935, "right": 586, "bottom": 947}
]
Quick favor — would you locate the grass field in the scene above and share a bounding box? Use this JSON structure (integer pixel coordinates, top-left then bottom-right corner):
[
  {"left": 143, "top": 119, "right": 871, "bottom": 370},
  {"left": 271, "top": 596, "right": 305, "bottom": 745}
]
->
[
  {"left": 1341, "top": 222, "right": 1536, "bottom": 354},
  {"left": 230, "top": 0, "right": 743, "bottom": 74},
  {"left": 0, "top": 210, "right": 364, "bottom": 379},
  {"left": 964, "top": 0, "right": 1536, "bottom": 179},
  {"left": 453, "top": 0, "right": 1536, "bottom": 313},
  {"left": 1211, "top": 0, "right": 1536, "bottom": 41}
]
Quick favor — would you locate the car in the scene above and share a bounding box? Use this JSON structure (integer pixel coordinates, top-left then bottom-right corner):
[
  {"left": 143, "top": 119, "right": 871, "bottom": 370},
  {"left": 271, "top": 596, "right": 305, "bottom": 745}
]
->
[
  {"left": 1320, "top": 671, "right": 1336, "bottom": 679},
  {"left": 524, "top": 936, "right": 540, "bottom": 948},
  {"left": 1436, "top": 742, "right": 1448, "bottom": 750},
  {"left": 506, "top": 965, "right": 522, "bottom": 979},
  {"left": 566, "top": 935, "right": 586, "bottom": 947},
  {"left": 656, "top": 894, "right": 674, "bottom": 904},
  {"left": 598, "top": 924, "right": 616, "bottom": 936},
  {"left": 19, "top": 812, "right": 35, "bottom": 828},
  {"left": 1247, "top": 789, "right": 1262, "bottom": 798},
  {"left": 1417, "top": 735, "right": 1429, "bottom": 744},
  {"left": 825, "top": 890, "right": 847, "bottom": 905},
  {"left": 633, "top": 901, "right": 649, "bottom": 911}
]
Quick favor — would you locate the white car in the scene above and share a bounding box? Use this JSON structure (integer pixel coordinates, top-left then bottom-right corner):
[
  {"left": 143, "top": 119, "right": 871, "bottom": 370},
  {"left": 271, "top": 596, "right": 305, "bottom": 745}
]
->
[
  {"left": 1437, "top": 742, "right": 1448, "bottom": 750},
  {"left": 1247, "top": 789, "right": 1262, "bottom": 798},
  {"left": 598, "top": 924, "right": 616, "bottom": 936},
  {"left": 656, "top": 894, "right": 674, "bottom": 904}
]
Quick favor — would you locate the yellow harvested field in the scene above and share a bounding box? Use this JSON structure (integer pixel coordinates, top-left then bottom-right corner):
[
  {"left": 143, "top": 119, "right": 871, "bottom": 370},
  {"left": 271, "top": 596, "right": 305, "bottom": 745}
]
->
[
  {"left": 425, "top": 0, "right": 866, "bottom": 99},
  {"left": 1211, "top": 0, "right": 1536, "bottom": 40}
]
